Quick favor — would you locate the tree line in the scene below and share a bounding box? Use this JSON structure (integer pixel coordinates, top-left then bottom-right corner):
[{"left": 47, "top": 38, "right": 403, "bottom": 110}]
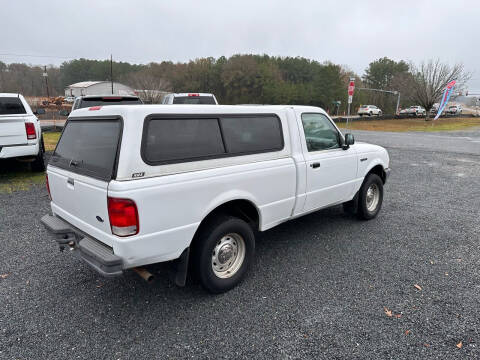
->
[{"left": 0, "top": 55, "right": 468, "bottom": 115}]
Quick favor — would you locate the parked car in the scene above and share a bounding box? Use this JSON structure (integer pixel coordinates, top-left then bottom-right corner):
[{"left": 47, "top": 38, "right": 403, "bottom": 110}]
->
[
  {"left": 70, "top": 95, "right": 143, "bottom": 113},
  {"left": 446, "top": 104, "right": 462, "bottom": 115},
  {"left": 0, "top": 93, "right": 45, "bottom": 171},
  {"left": 358, "top": 105, "right": 382, "bottom": 116},
  {"left": 42, "top": 105, "right": 390, "bottom": 293},
  {"left": 162, "top": 93, "right": 218, "bottom": 105},
  {"left": 401, "top": 106, "right": 426, "bottom": 117}
]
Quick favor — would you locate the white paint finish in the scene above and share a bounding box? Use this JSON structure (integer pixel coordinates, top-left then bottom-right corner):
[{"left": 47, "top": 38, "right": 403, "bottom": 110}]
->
[
  {"left": 0, "top": 93, "right": 41, "bottom": 158},
  {"left": 0, "top": 142, "right": 38, "bottom": 158},
  {"left": 303, "top": 147, "right": 358, "bottom": 211},
  {"left": 48, "top": 104, "right": 390, "bottom": 269},
  {"left": 48, "top": 166, "right": 113, "bottom": 246}
]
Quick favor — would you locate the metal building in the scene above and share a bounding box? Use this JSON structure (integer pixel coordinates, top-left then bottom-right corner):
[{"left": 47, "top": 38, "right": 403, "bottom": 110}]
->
[{"left": 64, "top": 81, "right": 135, "bottom": 97}]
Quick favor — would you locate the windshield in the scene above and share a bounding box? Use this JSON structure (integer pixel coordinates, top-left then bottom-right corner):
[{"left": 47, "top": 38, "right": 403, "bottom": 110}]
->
[
  {"left": 75, "top": 97, "right": 142, "bottom": 110},
  {"left": 0, "top": 97, "right": 26, "bottom": 115},
  {"left": 51, "top": 119, "right": 121, "bottom": 180},
  {"left": 172, "top": 96, "right": 216, "bottom": 104}
]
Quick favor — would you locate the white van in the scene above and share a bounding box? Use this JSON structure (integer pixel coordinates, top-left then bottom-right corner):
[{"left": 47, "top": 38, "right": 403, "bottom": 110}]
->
[{"left": 42, "top": 105, "right": 390, "bottom": 293}]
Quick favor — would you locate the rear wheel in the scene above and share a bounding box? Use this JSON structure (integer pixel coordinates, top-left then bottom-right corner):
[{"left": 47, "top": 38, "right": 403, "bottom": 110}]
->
[
  {"left": 192, "top": 216, "right": 255, "bottom": 293},
  {"left": 30, "top": 137, "right": 46, "bottom": 172},
  {"left": 357, "top": 174, "right": 384, "bottom": 220},
  {"left": 378, "top": 111, "right": 382, "bottom": 116}
]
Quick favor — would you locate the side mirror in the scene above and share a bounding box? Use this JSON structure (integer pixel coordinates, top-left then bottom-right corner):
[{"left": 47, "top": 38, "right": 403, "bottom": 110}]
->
[
  {"left": 59, "top": 109, "right": 70, "bottom": 117},
  {"left": 34, "top": 108, "right": 46, "bottom": 115},
  {"left": 343, "top": 133, "right": 355, "bottom": 149}
]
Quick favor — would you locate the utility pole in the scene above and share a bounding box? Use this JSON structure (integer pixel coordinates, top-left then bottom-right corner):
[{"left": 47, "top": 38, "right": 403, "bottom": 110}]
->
[
  {"left": 110, "top": 54, "right": 113, "bottom": 94},
  {"left": 43, "top": 65, "right": 50, "bottom": 99}
]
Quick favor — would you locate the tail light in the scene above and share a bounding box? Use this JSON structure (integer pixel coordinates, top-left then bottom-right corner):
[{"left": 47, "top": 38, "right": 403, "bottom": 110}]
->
[
  {"left": 89, "top": 106, "right": 102, "bottom": 111},
  {"left": 107, "top": 197, "right": 139, "bottom": 237},
  {"left": 188, "top": 93, "right": 199, "bottom": 97},
  {"left": 46, "top": 174, "right": 51, "bottom": 200},
  {"left": 25, "top": 122, "right": 36, "bottom": 140}
]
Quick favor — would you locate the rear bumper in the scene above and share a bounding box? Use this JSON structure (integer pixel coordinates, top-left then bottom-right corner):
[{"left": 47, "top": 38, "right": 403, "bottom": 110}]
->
[
  {"left": 41, "top": 214, "right": 123, "bottom": 277},
  {"left": 0, "top": 142, "right": 39, "bottom": 159}
]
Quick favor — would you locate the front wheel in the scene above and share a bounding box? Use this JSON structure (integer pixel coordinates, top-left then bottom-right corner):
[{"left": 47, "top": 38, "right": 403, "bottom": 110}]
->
[
  {"left": 193, "top": 216, "right": 255, "bottom": 293},
  {"left": 357, "top": 174, "right": 384, "bottom": 220}
]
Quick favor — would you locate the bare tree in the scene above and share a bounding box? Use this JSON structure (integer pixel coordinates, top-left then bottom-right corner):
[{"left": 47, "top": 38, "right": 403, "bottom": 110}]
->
[
  {"left": 125, "top": 69, "right": 171, "bottom": 104},
  {"left": 409, "top": 59, "right": 470, "bottom": 119}
]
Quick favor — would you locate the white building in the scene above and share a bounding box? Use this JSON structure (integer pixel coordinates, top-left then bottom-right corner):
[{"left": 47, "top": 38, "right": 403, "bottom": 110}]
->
[{"left": 65, "top": 81, "right": 135, "bottom": 97}]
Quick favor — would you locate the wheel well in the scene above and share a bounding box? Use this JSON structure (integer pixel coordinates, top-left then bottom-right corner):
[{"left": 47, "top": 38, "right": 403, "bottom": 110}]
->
[
  {"left": 367, "top": 165, "right": 386, "bottom": 184},
  {"left": 204, "top": 200, "right": 259, "bottom": 229},
  {"left": 189, "top": 199, "right": 260, "bottom": 251}
]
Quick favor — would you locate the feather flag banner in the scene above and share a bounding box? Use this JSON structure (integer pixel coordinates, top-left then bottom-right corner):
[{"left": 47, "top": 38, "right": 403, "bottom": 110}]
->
[{"left": 434, "top": 80, "right": 456, "bottom": 120}]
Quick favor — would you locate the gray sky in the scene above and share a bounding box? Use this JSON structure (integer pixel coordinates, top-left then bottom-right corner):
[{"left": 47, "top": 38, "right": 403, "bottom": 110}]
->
[{"left": 2, "top": 0, "right": 480, "bottom": 88}]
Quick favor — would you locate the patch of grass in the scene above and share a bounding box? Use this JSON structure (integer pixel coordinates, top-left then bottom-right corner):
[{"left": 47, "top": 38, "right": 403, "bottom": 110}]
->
[
  {"left": 337, "top": 117, "right": 480, "bottom": 132},
  {"left": 0, "top": 161, "right": 45, "bottom": 193},
  {"left": 43, "top": 131, "right": 61, "bottom": 151}
]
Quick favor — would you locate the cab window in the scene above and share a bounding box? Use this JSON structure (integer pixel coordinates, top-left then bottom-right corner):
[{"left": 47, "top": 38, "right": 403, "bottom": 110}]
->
[{"left": 301, "top": 113, "right": 341, "bottom": 152}]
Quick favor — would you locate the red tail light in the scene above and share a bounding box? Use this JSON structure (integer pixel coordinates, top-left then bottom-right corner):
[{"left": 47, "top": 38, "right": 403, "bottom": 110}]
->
[
  {"left": 89, "top": 106, "right": 102, "bottom": 111},
  {"left": 107, "top": 197, "right": 139, "bottom": 237},
  {"left": 25, "top": 122, "right": 36, "bottom": 140},
  {"left": 188, "top": 93, "right": 199, "bottom": 97},
  {"left": 46, "top": 174, "right": 51, "bottom": 200}
]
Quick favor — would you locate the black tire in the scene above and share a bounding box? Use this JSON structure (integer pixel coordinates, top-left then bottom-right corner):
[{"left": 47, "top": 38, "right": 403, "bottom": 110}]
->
[
  {"left": 192, "top": 216, "right": 255, "bottom": 294},
  {"left": 369, "top": 112, "right": 373, "bottom": 116},
  {"left": 357, "top": 174, "right": 384, "bottom": 220},
  {"left": 31, "top": 137, "right": 46, "bottom": 172}
]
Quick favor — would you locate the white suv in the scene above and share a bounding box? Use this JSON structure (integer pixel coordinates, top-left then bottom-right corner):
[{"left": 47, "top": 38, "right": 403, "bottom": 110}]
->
[
  {"left": 446, "top": 105, "right": 462, "bottom": 115},
  {"left": 42, "top": 105, "right": 390, "bottom": 293},
  {"left": 0, "top": 93, "right": 45, "bottom": 171},
  {"left": 162, "top": 93, "right": 218, "bottom": 105},
  {"left": 358, "top": 105, "right": 382, "bottom": 116}
]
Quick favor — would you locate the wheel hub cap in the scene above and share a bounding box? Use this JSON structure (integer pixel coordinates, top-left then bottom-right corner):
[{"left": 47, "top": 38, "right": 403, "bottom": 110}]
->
[
  {"left": 366, "top": 183, "right": 379, "bottom": 212},
  {"left": 218, "top": 244, "right": 234, "bottom": 264},
  {"left": 211, "top": 233, "right": 246, "bottom": 279}
]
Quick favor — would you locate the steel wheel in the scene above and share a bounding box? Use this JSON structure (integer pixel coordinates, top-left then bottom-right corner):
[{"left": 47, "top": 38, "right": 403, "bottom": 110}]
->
[
  {"left": 211, "top": 233, "right": 246, "bottom": 279},
  {"left": 366, "top": 183, "right": 380, "bottom": 212}
]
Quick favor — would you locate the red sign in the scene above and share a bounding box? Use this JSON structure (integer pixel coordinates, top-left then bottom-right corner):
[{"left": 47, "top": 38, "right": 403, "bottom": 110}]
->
[{"left": 348, "top": 80, "right": 355, "bottom": 96}]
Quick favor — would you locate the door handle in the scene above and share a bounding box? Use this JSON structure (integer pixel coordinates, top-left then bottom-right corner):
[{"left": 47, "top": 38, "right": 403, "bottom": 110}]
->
[{"left": 310, "top": 162, "right": 320, "bottom": 169}]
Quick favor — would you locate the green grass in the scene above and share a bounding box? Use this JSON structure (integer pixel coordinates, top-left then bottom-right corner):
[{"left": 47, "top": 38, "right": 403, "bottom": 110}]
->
[
  {"left": 337, "top": 117, "right": 480, "bottom": 132},
  {"left": 44, "top": 132, "right": 61, "bottom": 151},
  {"left": 0, "top": 131, "right": 61, "bottom": 193},
  {"left": 0, "top": 162, "right": 45, "bottom": 193}
]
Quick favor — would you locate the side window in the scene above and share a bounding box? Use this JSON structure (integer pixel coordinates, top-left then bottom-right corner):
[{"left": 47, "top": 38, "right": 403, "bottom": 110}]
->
[
  {"left": 143, "top": 118, "right": 225, "bottom": 164},
  {"left": 220, "top": 116, "right": 283, "bottom": 154},
  {"left": 301, "top": 113, "right": 341, "bottom": 152}
]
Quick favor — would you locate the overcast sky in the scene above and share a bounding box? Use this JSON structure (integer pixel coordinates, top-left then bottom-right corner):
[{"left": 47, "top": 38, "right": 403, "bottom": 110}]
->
[{"left": 2, "top": 0, "right": 480, "bottom": 88}]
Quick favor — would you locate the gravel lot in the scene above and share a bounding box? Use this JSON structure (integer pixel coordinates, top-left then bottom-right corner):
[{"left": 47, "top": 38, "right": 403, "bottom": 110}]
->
[{"left": 1, "top": 130, "right": 479, "bottom": 359}]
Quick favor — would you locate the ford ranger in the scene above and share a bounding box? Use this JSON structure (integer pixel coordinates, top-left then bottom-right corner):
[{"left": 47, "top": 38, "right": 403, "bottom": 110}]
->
[{"left": 42, "top": 105, "right": 390, "bottom": 293}]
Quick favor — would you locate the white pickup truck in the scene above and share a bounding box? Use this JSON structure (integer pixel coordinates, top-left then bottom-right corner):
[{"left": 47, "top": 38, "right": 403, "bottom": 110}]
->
[
  {"left": 42, "top": 105, "right": 390, "bottom": 293},
  {"left": 0, "top": 93, "right": 45, "bottom": 171}
]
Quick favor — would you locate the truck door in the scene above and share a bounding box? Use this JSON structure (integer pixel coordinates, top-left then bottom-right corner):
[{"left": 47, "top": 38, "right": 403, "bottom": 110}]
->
[{"left": 296, "top": 111, "right": 357, "bottom": 212}]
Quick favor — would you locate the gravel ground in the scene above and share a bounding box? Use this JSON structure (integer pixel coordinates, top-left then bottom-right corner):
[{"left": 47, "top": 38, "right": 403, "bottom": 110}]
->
[{"left": 1, "top": 131, "right": 479, "bottom": 359}]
